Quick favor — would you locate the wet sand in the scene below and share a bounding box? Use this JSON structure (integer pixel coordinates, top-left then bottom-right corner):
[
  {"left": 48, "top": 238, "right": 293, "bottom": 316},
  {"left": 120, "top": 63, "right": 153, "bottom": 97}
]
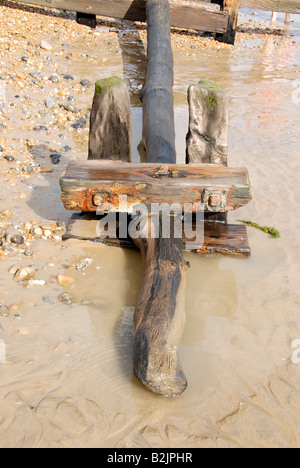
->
[{"left": 0, "top": 1, "right": 300, "bottom": 448}]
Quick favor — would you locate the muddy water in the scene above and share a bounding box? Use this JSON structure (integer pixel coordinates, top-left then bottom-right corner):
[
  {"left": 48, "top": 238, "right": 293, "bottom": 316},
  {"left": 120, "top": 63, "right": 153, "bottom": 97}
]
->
[{"left": 1, "top": 7, "right": 300, "bottom": 448}]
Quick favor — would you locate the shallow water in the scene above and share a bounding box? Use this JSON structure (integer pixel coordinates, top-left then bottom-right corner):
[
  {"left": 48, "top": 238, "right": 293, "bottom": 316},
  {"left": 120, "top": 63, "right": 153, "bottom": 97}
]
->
[{"left": 0, "top": 5, "right": 300, "bottom": 448}]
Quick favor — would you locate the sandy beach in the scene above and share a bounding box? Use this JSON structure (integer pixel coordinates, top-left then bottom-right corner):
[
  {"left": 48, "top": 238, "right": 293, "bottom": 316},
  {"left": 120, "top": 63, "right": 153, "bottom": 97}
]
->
[{"left": 0, "top": 0, "right": 300, "bottom": 448}]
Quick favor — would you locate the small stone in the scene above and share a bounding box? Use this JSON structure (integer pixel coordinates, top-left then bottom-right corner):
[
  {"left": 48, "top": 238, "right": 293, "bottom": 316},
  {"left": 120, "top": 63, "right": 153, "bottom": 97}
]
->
[
  {"left": 37, "top": 166, "right": 53, "bottom": 174},
  {"left": 62, "top": 145, "right": 71, "bottom": 152},
  {"left": 14, "top": 267, "right": 36, "bottom": 282},
  {"left": 0, "top": 240, "right": 3, "bottom": 247},
  {"left": 3, "top": 245, "right": 17, "bottom": 254},
  {"left": 43, "top": 295, "right": 56, "bottom": 305},
  {"left": 76, "top": 257, "right": 93, "bottom": 271},
  {"left": 21, "top": 56, "right": 28, "bottom": 62},
  {"left": 50, "top": 153, "right": 61, "bottom": 165},
  {"left": 43, "top": 229, "right": 52, "bottom": 238},
  {"left": 10, "top": 235, "right": 25, "bottom": 245},
  {"left": 33, "top": 126, "right": 48, "bottom": 132},
  {"left": 45, "top": 97, "right": 56, "bottom": 109},
  {"left": 80, "top": 79, "right": 90, "bottom": 87},
  {"left": 8, "top": 264, "right": 21, "bottom": 275},
  {"left": 67, "top": 96, "right": 76, "bottom": 102},
  {"left": 28, "top": 279, "right": 46, "bottom": 286},
  {"left": 0, "top": 305, "right": 9, "bottom": 317},
  {"left": 71, "top": 118, "right": 86, "bottom": 129},
  {"left": 58, "top": 293, "right": 73, "bottom": 304},
  {"left": 0, "top": 145, "right": 3, "bottom": 152},
  {"left": 60, "top": 102, "right": 77, "bottom": 113},
  {"left": 0, "top": 227, "right": 6, "bottom": 239},
  {"left": 48, "top": 74, "right": 59, "bottom": 83},
  {"left": 40, "top": 40, "right": 52, "bottom": 51},
  {"left": 63, "top": 74, "right": 74, "bottom": 81},
  {"left": 3, "top": 155, "right": 15, "bottom": 162},
  {"left": 57, "top": 274, "right": 74, "bottom": 286},
  {"left": 34, "top": 227, "right": 43, "bottom": 236}
]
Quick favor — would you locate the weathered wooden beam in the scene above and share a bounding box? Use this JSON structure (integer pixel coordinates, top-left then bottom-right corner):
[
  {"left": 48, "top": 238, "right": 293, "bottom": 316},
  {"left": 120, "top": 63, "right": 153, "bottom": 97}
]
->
[
  {"left": 59, "top": 160, "right": 252, "bottom": 213},
  {"left": 15, "top": 0, "right": 228, "bottom": 33},
  {"left": 130, "top": 212, "right": 189, "bottom": 396},
  {"left": 62, "top": 213, "right": 251, "bottom": 257},
  {"left": 216, "top": 0, "right": 241, "bottom": 44},
  {"left": 88, "top": 77, "right": 132, "bottom": 162}
]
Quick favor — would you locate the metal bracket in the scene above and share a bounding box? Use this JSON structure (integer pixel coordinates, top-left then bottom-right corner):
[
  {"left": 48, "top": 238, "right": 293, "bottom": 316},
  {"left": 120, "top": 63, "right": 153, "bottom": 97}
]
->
[{"left": 202, "top": 188, "right": 228, "bottom": 212}]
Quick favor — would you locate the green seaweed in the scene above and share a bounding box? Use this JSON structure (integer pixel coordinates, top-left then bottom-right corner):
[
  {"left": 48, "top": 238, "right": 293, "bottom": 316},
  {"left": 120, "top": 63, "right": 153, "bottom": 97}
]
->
[
  {"left": 95, "top": 76, "right": 123, "bottom": 96},
  {"left": 238, "top": 220, "right": 280, "bottom": 239}
]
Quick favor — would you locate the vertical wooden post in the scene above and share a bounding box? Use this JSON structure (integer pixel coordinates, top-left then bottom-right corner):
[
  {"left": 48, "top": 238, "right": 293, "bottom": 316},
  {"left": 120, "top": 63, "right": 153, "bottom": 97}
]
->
[
  {"left": 132, "top": 0, "right": 188, "bottom": 396},
  {"left": 141, "top": 0, "right": 176, "bottom": 164},
  {"left": 76, "top": 12, "right": 97, "bottom": 29},
  {"left": 216, "top": 0, "right": 241, "bottom": 45},
  {"left": 88, "top": 77, "right": 132, "bottom": 162},
  {"left": 186, "top": 79, "right": 229, "bottom": 222}
]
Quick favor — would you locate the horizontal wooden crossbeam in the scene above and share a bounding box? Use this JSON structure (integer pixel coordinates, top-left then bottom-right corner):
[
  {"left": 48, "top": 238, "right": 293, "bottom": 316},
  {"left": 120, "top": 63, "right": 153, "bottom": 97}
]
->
[
  {"left": 15, "top": 0, "right": 228, "bottom": 33},
  {"left": 60, "top": 160, "right": 251, "bottom": 213},
  {"left": 63, "top": 212, "right": 251, "bottom": 256}
]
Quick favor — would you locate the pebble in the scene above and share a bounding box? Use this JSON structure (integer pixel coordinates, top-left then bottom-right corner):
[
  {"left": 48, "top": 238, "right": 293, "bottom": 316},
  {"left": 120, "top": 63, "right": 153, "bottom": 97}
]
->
[
  {"left": 48, "top": 74, "right": 59, "bottom": 83},
  {"left": 45, "top": 97, "right": 56, "bottom": 109},
  {"left": 76, "top": 257, "right": 93, "bottom": 271},
  {"left": 0, "top": 228, "right": 6, "bottom": 239},
  {"left": 62, "top": 145, "right": 71, "bottom": 152},
  {"left": 0, "top": 145, "right": 3, "bottom": 152},
  {"left": 0, "top": 240, "right": 3, "bottom": 247},
  {"left": 43, "top": 295, "right": 56, "bottom": 305},
  {"left": 14, "top": 267, "right": 36, "bottom": 282},
  {"left": 28, "top": 279, "right": 46, "bottom": 286},
  {"left": 3, "top": 155, "right": 15, "bottom": 162},
  {"left": 63, "top": 74, "right": 74, "bottom": 81},
  {"left": 80, "top": 79, "right": 90, "bottom": 87},
  {"left": 37, "top": 166, "right": 54, "bottom": 174},
  {"left": 50, "top": 153, "right": 61, "bottom": 165},
  {"left": 0, "top": 305, "right": 9, "bottom": 317},
  {"left": 60, "top": 102, "right": 77, "bottom": 113},
  {"left": 10, "top": 234, "right": 25, "bottom": 245},
  {"left": 57, "top": 274, "right": 74, "bottom": 286},
  {"left": 58, "top": 292, "right": 73, "bottom": 304},
  {"left": 71, "top": 118, "right": 86, "bottom": 129},
  {"left": 40, "top": 39, "right": 53, "bottom": 51},
  {"left": 33, "top": 126, "right": 48, "bottom": 132}
]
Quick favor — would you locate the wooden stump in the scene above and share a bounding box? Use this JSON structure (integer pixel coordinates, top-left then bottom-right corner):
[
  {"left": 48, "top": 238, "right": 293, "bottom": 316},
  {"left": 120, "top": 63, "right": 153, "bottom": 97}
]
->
[
  {"left": 186, "top": 79, "right": 229, "bottom": 222},
  {"left": 186, "top": 80, "right": 228, "bottom": 166},
  {"left": 76, "top": 12, "right": 97, "bottom": 28},
  {"left": 88, "top": 77, "right": 132, "bottom": 162},
  {"left": 130, "top": 213, "right": 189, "bottom": 396},
  {"left": 216, "top": 0, "right": 241, "bottom": 45}
]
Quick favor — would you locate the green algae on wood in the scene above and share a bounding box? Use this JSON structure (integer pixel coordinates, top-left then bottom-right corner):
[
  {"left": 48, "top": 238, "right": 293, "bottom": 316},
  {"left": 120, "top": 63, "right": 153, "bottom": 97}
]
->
[
  {"left": 238, "top": 220, "right": 280, "bottom": 238},
  {"left": 94, "top": 77, "right": 123, "bottom": 96}
]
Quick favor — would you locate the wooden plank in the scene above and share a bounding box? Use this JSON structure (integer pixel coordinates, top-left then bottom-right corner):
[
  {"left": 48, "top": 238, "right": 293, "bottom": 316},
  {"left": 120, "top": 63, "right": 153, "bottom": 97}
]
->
[
  {"left": 216, "top": 0, "right": 241, "bottom": 44},
  {"left": 15, "top": 0, "right": 228, "bottom": 33},
  {"left": 59, "top": 160, "right": 252, "bottom": 213},
  {"left": 62, "top": 213, "right": 251, "bottom": 257}
]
